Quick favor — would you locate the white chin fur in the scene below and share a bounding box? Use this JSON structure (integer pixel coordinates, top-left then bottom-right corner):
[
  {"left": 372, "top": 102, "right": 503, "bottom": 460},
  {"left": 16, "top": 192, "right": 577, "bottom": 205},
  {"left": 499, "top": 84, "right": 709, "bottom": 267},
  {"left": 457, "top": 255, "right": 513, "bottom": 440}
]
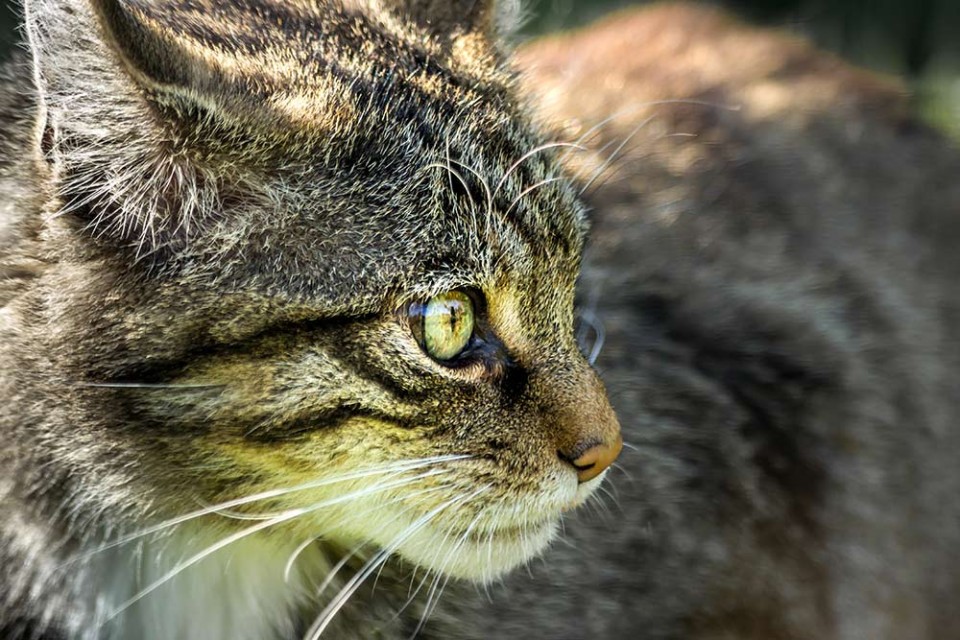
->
[
  {"left": 387, "top": 468, "right": 609, "bottom": 582},
  {"left": 397, "top": 518, "right": 559, "bottom": 582},
  {"left": 88, "top": 469, "right": 609, "bottom": 638}
]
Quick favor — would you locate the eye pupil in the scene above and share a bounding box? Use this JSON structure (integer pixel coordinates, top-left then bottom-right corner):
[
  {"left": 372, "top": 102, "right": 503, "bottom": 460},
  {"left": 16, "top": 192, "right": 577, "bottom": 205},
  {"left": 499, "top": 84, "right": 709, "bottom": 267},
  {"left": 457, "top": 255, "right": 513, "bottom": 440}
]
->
[{"left": 418, "top": 290, "right": 475, "bottom": 362}]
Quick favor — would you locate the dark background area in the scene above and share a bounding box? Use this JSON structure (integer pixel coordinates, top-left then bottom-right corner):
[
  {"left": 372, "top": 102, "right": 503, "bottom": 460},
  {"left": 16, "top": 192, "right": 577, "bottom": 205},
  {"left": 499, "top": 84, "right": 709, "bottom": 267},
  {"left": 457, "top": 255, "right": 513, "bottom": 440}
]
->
[{"left": 1, "top": 0, "right": 959, "bottom": 132}]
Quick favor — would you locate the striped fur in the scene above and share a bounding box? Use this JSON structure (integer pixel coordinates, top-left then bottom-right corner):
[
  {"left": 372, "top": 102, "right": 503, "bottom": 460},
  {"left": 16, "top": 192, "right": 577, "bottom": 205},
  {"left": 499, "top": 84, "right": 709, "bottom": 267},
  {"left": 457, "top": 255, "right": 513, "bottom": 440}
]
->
[{"left": 0, "top": 0, "right": 619, "bottom": 637}]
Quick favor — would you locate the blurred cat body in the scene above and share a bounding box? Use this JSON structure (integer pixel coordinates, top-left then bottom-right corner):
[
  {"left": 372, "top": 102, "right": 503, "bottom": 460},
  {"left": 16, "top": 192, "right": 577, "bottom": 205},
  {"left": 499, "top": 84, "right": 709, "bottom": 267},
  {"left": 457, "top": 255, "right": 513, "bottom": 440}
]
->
[{"left": 1, "top": 1, "right": 959, "bottom": 640}]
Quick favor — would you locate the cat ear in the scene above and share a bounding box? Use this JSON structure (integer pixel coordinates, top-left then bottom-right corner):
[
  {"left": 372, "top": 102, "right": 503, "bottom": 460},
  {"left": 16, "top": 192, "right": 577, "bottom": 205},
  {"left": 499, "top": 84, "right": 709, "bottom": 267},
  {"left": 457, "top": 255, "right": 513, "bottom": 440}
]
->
[
  {"left": 23, "top": 0, "right": 232, "bottom": 251},
  {"left": 375, "top": 0, "right": 524, "bottom": 40}
]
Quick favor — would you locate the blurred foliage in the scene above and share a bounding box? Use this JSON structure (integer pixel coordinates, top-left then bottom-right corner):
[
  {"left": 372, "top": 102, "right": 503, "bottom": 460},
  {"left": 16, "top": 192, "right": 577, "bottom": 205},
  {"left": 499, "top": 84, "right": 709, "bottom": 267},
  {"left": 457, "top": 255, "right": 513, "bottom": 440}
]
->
[
  {"left": 524, "top": 0, "right": 960, "bottom": 78},
  {"left": 0, "top": 0, "right": 957, "bottom": 135},
  {"left": 0, "top": 3, "right": 17, "bottom": 59},
  {"left": 521, "top": 0, "right": 960, "bottom": 138}
]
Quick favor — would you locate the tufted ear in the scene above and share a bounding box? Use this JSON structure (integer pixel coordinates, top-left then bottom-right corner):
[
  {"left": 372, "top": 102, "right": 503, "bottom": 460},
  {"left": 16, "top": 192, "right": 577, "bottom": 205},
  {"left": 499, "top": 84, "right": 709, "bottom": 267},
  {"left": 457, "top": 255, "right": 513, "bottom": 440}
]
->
[
  {"left": 22, "top": 0, "right": 231, "bottom": 251},
  {"left": 23, "top": 0, "right": 359, "bottom": 253},
  {"left": 375, "top": 0, "right": 523, "bottom": 40}
]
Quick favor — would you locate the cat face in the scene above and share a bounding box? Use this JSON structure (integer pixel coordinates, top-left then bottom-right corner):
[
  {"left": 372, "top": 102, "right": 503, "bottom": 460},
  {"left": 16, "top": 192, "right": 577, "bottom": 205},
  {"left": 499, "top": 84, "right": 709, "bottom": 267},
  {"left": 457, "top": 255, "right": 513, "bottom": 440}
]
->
[{"left": 19, "top": 0, "right": 620, "bottom": 580}]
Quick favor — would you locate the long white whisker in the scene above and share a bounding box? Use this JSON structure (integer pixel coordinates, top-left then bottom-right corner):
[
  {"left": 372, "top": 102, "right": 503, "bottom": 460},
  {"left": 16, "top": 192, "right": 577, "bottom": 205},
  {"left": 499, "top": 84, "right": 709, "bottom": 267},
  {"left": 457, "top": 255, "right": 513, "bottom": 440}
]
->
[
  {"left": 407, "top": 525, "right": 458, "bottom": 638},
  {"left": 305, "top": 486, "right": 489, "bottom": 639},
  {"left": 409, "top": 511, "right": 484, "bottom": 639},
  {"left": 422, "top": 162, "right": 477, "bottom": 212},
  {"left": 284, "top": 536, "right": 326, "bottom": 584},
  {"left": 68, "top": 456, "right": 470, "bottom": 564},
  {"left": 503, "top": 176, "right": 565, "bottom": 218},
  {"left": 579, "top": 116, "right": 655, "bottom": 196},
  {"left": 312, "top": 549, "right": 394, "bottom": 639},
  {"left": 570, "top": 98, "right": 740, "bottom": 148},
  {"left": 448, "top": 159, "right": 494, "bottom": 237},
  {"left": 494, "top": 142, "right": 586, "bottom": 198},
  {"left": 314, "top": 541, "right": 368, "bottom": 599},
  {"left": 283, "top": 484, "right": 449, "bottom": 584}
]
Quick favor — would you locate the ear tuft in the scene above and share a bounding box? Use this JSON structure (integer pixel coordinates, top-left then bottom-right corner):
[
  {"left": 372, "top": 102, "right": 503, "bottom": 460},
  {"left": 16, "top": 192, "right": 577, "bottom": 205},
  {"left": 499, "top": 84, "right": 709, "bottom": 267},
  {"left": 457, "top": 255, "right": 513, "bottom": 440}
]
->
[{"left": 23, "top": 0, "right": 220, "bottom": 254}]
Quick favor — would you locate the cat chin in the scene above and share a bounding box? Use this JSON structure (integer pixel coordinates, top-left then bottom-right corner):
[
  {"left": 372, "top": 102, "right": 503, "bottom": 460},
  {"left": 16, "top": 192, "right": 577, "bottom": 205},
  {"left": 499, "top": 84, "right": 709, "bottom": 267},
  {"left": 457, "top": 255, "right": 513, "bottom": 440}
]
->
[
  {"left": 387, "top": 469, "right": 610, "bottom": 582},
  {"left": 395, "top": 518, "right": 560, "bottom": 582}
]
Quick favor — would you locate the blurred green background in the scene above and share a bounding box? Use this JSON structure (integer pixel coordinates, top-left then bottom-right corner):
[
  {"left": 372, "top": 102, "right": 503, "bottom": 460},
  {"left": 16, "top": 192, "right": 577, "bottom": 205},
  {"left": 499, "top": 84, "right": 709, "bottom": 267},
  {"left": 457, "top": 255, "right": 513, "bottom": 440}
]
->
[{"left": 1, "top": 0, "right": 958, "bottom": 134}]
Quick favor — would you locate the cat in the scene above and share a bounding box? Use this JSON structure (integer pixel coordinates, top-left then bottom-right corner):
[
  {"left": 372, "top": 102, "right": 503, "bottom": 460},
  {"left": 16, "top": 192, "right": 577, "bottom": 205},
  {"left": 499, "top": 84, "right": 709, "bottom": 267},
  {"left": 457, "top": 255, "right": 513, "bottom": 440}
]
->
[
  {"left": 1, "top": 2, "right": 959, "bottom": 640},
  {"left": 0, "top": 0, "right": 621, "bottom": 638}
]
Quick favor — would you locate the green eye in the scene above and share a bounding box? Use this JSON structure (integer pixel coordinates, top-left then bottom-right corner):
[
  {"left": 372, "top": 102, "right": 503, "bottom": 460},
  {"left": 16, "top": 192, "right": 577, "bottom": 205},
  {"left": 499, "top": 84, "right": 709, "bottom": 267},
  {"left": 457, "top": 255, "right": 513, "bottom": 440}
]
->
[{"left": 416, "top": 291, "right": 476, "bottom": 362}]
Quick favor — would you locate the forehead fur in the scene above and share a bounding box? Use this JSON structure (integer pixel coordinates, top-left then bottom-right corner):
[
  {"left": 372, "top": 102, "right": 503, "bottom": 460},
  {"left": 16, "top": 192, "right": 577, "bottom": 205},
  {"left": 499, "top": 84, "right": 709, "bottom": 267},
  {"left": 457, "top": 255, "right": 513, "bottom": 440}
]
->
[
  {"left": 101, "top": 0, "right": 509, "bottom": 128},
  {"left": 26, "top": 0, "right": 586, "bottom": 311}
]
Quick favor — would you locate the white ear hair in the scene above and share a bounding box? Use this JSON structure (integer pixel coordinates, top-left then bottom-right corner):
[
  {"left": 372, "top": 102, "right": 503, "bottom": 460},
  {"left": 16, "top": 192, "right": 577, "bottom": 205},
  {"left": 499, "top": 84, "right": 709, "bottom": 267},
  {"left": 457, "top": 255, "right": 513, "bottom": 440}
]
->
[{"left": 22, "top": 0, "right": 215, "bottom": 253}]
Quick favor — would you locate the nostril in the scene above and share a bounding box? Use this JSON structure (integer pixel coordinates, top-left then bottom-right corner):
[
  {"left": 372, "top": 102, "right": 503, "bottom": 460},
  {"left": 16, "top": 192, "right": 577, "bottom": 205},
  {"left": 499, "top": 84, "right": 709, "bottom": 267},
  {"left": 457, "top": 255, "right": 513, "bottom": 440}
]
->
[
  {"left": 557, "top": 440, "right": 596, "bottom": 468},
  {"left": 558, "top": 437, "right": 623, "bottom": 483},
  {"left": 557, "top": 448, "right": 596, "bottom": 471}
]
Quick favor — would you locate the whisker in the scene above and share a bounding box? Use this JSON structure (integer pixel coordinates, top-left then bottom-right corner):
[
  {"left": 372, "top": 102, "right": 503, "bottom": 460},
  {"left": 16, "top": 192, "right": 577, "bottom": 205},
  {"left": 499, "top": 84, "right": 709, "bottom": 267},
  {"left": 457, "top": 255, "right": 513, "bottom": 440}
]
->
[
  {"left": 447, "top": 158, "right": 494, "bottom": 237},
  {"left": 314, "top": 541, "right": 368, "bottom": 598},
  {"left": 597, "top": 482, "right": 622, "bottom": 512},
  {"left": 68, "top": 382, "right": 225, "bottom": 391},
  {"left": 424, "top": 155, "right": 484, "bottom": 246},
  {"left": 100, "top": 470, "right": 451, "bottom": 626},
  {"left": 386, "top": 552, "right": 438, "bottom": 632},
  {"left": 621, "top": 440, "right": 642, "bottom": 453},
  {"left": 569, "top": 98, "right": 740, "bottom": 149},
  {"left": 311, "top": 549, "right": 393, "bottom": 639},
  {"left": 609, "top": 461, "right": 637, "bottom": 485},
  {"left": 284, "top": 485, "right": 449, "bottom": 585},
  {"left": 579, "top": 116, "right": 655, "bottom": 196},
  {"left": 409, "top": 511, "right": 484, "bottom": 639},
  {"left": 304, "top": 486, "right": 490, "bottom": 640},
  {"left": 67, "top": 455, "right": 470, "bottom": 565},
  {"left": 422, "top": 162, "right": 477, "bottom": 212},
  {"left": 494, "top": 141, "right": 586, "bottom": 198},
  {"left": 284, "top": 536, "right": 324, "bottom": 584},
  {"left": 503, "top": 176, "right": 565, "bottom": 218},
  {"left": 197, "top": 506, "right": 280, "bottom": 522},
  {"left": 576, "top": 307, "right": 607, "bottom": 365}
]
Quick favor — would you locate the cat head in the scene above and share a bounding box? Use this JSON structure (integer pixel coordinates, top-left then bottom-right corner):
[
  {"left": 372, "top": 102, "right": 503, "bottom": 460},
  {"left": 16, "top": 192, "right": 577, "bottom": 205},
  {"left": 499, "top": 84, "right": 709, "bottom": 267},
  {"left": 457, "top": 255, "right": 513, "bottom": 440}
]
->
[{"left": 18, "top": 0, "right": 620, "bottom": 580}]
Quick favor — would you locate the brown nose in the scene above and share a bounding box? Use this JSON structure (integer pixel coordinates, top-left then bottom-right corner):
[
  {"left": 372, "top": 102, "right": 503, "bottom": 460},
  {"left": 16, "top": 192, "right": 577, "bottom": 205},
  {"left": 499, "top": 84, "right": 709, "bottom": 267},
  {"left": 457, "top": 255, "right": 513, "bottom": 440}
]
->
[{"left": 561, "top": 436, "right": 623, "bottom": 483}]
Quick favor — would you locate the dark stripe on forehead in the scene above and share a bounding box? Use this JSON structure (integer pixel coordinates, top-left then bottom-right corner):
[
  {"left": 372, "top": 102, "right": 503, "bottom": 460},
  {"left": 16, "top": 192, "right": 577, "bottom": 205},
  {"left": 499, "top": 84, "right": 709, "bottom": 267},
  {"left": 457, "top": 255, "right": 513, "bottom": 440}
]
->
[
  {"left": 348, "top": 357, "right": 435, "bottom": 404},
  {"left": 131, "top": 0, "right": 509, "bottom": 97}
]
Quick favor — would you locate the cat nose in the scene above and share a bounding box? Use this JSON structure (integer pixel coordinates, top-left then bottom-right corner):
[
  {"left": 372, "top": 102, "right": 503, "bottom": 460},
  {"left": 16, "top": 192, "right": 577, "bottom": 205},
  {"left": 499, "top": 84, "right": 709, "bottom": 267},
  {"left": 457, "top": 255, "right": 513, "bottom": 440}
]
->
[
  {"left": 559, "top": 436, "right": 623, "bottom": 483},
  {"left": 531, "top": 357, "right": 621, "bottom": 483}
]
